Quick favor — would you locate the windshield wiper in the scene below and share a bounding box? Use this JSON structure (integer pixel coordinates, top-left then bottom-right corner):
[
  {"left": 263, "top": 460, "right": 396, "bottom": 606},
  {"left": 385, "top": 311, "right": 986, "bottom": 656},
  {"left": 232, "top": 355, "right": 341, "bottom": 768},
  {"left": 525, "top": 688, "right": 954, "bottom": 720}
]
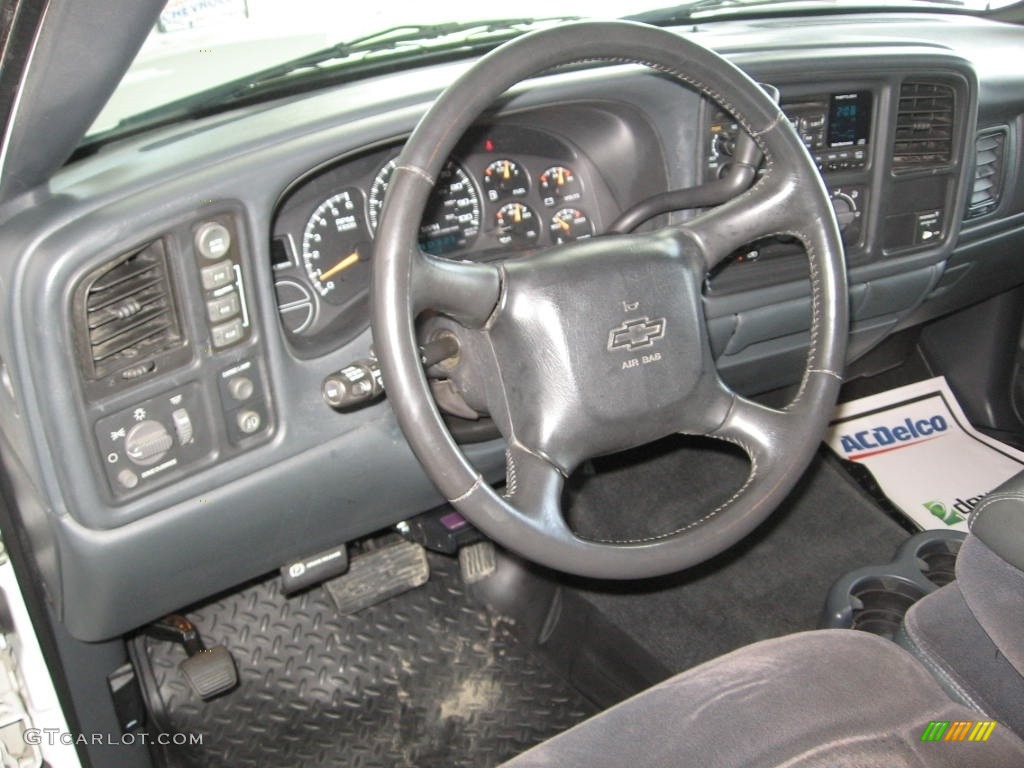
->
[
  {"left": 77, "top": 16, "right": 580, "bottom": 154},
  {"left": 625, "top": 0, "right": 966, "bottom": 26},
  {"left": 257, "top": 18, "right": 581, "bottom": 82}
]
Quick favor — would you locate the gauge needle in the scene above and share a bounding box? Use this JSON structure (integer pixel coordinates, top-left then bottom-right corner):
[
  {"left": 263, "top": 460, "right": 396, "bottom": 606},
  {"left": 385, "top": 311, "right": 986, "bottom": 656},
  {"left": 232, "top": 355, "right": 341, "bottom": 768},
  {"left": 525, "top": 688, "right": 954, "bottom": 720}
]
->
[
  {"left": 558, "top": 218, "right": 571, "bottom": 232},
  {"left": 318, "top": 250, "right": 360, "bottom": 282}
]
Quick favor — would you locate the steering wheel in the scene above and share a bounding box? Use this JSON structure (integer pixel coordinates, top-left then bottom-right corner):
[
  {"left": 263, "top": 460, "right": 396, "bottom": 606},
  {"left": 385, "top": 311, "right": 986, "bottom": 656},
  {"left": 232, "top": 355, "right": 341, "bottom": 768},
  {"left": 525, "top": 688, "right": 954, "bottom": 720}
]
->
[{"left": 372, "top": 20, "right": 847, "bottom": 579}]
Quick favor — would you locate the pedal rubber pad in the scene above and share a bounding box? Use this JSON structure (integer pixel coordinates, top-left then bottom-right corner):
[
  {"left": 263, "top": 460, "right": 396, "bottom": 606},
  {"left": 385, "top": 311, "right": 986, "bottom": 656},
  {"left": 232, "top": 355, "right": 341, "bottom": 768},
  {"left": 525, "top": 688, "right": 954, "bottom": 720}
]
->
[
  {"left": 324, "top": 539, "right": 429, "bottom": 615},
  {"left": 459, "top": 541, "right": 497, "bottom": 584},
  {"left": 180, "top": 644, "right": 237, "bottom": 700}
]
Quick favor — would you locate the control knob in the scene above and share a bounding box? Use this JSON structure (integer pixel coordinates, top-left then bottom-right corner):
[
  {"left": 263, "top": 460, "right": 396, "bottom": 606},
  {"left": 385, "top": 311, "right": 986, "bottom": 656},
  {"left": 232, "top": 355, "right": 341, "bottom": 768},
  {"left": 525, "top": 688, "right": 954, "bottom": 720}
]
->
[
  {"left": 124, "top": 420, "right": 173, "bottom": 466},
  {"left": 830, "top": 192, "right": 858, "bottom": 231}
]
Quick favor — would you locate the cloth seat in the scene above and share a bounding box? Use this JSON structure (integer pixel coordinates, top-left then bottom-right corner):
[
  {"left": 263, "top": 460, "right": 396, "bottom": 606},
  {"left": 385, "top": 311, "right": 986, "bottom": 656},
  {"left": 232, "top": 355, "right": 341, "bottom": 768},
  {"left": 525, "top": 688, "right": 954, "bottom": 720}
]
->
[
  {"left": 504, "top": 466, "right": 1024, "bottom": 768},
  {"left": 501, "top": 628, "right": 1024, "bottom": 767},
  {"left": 899, "top": 470, "right": 1024, "bottom": 737}
]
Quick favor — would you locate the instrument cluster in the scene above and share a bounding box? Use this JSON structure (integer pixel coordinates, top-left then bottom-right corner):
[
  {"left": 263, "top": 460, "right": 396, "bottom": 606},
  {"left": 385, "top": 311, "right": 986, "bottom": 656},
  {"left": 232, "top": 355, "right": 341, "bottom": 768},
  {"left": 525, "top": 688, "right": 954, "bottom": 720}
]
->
[{"left": 270, "top": 124, "right": 607, "bottom": 355}]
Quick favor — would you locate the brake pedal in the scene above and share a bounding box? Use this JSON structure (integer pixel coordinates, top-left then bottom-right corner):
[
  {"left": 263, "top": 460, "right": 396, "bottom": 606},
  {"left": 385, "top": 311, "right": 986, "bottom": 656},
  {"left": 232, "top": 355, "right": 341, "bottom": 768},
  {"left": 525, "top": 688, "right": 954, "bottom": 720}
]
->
[
  {"left": 324, "top": 539, "right": 429, "bottom": 614},
  {"left": 143, "top": 615, "right": 238, "bottom": 700}
]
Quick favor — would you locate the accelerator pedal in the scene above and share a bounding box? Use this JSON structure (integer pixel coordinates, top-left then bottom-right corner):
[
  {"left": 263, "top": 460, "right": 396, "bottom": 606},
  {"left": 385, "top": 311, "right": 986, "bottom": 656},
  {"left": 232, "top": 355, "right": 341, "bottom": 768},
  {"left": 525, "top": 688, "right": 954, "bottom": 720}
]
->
[
  {"left": 324, "top": 539, "right": 429, "bottom": 614},
  {"left": 459, "top": 541, "right": 497, "bottom": 584}
]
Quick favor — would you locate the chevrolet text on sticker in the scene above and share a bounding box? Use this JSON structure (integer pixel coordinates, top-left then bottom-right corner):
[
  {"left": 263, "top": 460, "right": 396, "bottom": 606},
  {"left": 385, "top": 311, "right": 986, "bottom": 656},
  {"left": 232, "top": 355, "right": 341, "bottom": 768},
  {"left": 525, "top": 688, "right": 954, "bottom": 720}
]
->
[{"left": 838, "top": 415, "right": 949, "bottom": 459}]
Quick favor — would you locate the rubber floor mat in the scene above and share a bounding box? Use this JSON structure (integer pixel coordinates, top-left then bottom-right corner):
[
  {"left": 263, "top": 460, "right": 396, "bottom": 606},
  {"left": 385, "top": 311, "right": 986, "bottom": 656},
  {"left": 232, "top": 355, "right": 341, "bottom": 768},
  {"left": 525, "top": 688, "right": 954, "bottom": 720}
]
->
[{"left": 136, "top": 551, "right": 596, "bottom": 768}]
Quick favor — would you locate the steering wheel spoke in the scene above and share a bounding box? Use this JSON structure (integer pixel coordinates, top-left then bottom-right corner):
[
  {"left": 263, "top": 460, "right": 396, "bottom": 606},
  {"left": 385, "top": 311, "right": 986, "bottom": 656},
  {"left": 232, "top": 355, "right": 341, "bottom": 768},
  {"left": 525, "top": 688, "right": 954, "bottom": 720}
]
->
[
  {"left": 713, "top": 393, "right": 790, "bottom": 465},
  {"left": 502, "top": 443, "right": 570, "bottom": 533},
  {"left": 681, "top": 173, "right": 801, "bottom": 271},
  {"left": 411, "top": 251, "right": 501, "bottom": 328}
]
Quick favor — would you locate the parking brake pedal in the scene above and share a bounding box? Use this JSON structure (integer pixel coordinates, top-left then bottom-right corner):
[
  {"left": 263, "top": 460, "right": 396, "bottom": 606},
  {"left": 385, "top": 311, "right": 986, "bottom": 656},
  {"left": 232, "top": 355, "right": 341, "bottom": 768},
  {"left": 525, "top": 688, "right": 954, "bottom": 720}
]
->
[
  {"left": 324, "top": 539, "right": 429, "bottom": 614},
  {"left": 143, "top": 615, "right": 238, "bottom": 700}
]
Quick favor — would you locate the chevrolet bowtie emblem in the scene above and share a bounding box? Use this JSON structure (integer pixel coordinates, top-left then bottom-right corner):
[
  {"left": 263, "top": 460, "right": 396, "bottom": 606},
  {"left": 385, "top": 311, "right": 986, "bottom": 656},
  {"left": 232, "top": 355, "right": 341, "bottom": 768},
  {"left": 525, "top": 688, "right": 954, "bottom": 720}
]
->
[{"left": 608, "top": 317, "right": 666, "bottom": 352}]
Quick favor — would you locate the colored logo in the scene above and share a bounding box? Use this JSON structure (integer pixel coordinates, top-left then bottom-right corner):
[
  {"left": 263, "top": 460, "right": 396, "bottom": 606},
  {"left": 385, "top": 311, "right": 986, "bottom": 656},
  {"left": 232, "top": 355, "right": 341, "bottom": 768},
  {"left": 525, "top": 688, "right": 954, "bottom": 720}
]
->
[
  {"left": 836, "top": 415, "right": 948, "bottom": 460},
  {"left": 920, "top": 720, "right": 997, "bottom": 742},
  {"left": 923, "top": 501, "right": 965, "bottom": 526},
  {"left": 922, "top": 493, "right": 986, "bottom": 526}
]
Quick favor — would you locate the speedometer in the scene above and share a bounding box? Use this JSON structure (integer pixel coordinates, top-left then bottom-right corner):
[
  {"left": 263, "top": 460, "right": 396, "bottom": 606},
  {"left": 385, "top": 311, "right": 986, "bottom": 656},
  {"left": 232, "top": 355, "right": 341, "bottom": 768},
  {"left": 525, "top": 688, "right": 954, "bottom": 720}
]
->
[
  {"left": 368, "top": 158, "right": 480, "bottom": 256},
  {"left": 301, "top": 188, "right": 371, "bottom": 306}
]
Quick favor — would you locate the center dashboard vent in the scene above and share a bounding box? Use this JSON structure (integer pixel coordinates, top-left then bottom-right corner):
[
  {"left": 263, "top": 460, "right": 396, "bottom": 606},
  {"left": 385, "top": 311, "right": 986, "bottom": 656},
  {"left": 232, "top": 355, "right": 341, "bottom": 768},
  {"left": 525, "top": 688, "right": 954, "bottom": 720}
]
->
[
  {"left": 75, "top": 240, "right": 185, "bottom": 384},
  {"left": 966, "top": 128, "right": 1007, "bottom": 220},
  {"left": 892, "top": 81, "right": 955, "bottom": 171}
]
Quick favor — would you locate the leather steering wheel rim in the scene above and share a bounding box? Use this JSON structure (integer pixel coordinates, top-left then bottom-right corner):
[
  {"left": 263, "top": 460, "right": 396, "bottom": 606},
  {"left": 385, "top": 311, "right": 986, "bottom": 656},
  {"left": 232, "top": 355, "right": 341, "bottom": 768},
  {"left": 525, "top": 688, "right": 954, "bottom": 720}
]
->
[{"left": 372, "top": 20, "right": 848, "bottom": 579}]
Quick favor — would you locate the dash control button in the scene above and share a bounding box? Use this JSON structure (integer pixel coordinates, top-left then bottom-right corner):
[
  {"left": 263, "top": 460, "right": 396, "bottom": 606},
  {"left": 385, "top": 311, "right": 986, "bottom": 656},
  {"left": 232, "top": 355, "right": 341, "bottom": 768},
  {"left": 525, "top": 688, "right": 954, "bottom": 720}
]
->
[
  {"left": 206, "top": 291, "right": 240, "bottom": 323},
  {"left": 200, "top": 260, "right": 234, "bottom": 291},
  {"left": 211, "top": 318, "right": 244, "bottom": 348},
  {"left": 227, "top": 376, "right": 254, "bottom": 401},
  {"left": 195, "top": 222, "right": 232, "bottom": 260},
  {"left": 237, "top": 409, "right": 262, "bottom": 435}
]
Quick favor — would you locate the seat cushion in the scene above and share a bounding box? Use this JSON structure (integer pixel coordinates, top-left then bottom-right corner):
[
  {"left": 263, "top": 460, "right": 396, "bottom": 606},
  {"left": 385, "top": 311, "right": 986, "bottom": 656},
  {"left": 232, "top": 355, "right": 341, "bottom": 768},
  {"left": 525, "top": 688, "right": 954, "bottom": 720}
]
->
[{"left": 501, "top": 629, "right": 1024, "bottom": 768}]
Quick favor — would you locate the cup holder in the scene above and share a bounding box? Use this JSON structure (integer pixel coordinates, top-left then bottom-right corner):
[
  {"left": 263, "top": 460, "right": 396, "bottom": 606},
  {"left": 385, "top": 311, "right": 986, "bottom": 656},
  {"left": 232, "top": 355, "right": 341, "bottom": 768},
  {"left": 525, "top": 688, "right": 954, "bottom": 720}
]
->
[
  {"left": 914, "top": 539, "right": 960, "bottom": 588},
  {"left": 847, "top": 576, "right": 927, "bottom": 639},
  {"left": 821, "top": 530, "right": 966, "bottom": 637}
]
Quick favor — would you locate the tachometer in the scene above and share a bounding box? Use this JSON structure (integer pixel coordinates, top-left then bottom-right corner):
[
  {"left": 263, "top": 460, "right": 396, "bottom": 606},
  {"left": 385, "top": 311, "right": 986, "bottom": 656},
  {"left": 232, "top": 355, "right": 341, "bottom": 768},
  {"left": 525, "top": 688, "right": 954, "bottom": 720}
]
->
[
  {"left": 368, "top": 158, "right": 480, "bottom": 256},
  {"left": 301, "top": 188, "right": 371, "bottom": 306}
]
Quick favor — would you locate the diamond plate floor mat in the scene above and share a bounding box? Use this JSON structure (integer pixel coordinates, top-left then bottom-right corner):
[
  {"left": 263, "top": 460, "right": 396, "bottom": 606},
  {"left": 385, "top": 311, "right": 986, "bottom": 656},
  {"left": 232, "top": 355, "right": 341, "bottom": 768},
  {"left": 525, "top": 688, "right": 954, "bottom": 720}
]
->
[{"left": 135, "top": 551, "right": 597, "bottom": 768}]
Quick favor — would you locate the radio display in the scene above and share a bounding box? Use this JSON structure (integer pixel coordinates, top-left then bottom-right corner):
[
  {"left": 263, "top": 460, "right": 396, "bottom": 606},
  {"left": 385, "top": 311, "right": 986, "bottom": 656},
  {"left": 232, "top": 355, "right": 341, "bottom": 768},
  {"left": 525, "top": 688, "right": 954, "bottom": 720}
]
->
[{"left": 828, "top": 91, "right": 872, "bottom": 148}]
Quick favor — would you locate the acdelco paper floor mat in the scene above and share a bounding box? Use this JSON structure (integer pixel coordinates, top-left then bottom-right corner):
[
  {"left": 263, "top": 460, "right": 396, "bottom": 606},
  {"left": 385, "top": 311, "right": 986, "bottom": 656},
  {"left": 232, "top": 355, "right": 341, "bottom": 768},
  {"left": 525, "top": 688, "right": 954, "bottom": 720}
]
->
[{"left": 825, "top": 376, "right": 1024, "bottom": 532}]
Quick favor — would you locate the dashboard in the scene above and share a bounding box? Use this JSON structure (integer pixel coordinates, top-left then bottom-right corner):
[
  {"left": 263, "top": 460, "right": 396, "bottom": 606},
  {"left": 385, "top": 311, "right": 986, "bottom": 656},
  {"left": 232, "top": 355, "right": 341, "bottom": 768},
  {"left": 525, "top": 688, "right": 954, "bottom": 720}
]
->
[
  {"left": 2, "top": 11, "right": 1024, "bottom": 642},
  {"left": 269, "top": 120, "right": 642, "bottom": 356}
]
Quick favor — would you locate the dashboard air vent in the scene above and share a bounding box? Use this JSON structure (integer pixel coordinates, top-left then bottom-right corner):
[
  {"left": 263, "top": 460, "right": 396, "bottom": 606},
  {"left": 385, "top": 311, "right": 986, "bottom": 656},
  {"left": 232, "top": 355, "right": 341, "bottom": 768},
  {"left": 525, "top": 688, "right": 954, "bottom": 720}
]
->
[
  {"left": 966, "top": 128, "right": 1007, "bottom": 220},
  {"left": 892, "top": 81, "right": 954, "bottom": 171},
  {"left": 78, "top": 240, "right": 183, "bottom": 381}
]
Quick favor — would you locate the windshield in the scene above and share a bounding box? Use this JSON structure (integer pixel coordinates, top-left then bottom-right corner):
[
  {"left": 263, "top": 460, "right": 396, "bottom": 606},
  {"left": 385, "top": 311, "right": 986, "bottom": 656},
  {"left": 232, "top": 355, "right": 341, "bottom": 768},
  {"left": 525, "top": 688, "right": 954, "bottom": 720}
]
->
[{"left": 86, "top": 0, "right": 1019, "bottom": 142}]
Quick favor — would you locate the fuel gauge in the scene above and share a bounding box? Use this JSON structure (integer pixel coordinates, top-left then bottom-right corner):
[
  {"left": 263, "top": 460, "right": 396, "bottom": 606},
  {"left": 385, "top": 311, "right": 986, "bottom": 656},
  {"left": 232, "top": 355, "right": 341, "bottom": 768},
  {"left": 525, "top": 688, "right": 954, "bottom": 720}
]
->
[{"left": 483, "top": 159, "right": 528, "bottom": 201}]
